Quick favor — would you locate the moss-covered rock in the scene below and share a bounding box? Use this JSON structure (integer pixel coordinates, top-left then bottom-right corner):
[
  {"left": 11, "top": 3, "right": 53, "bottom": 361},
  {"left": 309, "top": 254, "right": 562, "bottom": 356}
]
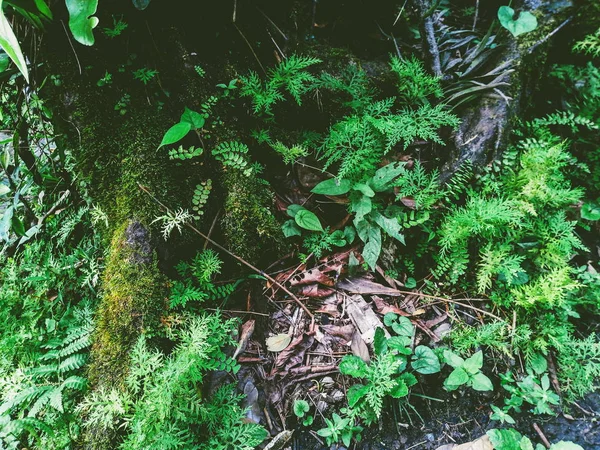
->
[
  {"left": 88, "top": 220, "right": 167, "bottom": 388},
  {"left": 221, "top": 170, "right": 287, "bottom": 264}
]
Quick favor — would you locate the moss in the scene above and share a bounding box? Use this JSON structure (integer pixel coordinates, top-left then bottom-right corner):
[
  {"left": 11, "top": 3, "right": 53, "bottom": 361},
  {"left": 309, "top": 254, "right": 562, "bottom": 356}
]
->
[
  {"left": 221, "top": 169, "right": 287, "bottom": 264},
  {"left": 88, "top": 220, "right": 168, "bottom": 388}
]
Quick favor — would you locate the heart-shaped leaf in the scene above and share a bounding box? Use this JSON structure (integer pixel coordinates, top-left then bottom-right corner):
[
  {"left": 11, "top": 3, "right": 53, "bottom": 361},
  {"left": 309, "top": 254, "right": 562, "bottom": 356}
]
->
[
  {"left": 66, "top": 0, "right": 99, "bottom": 46},
  {"left": 498, "top": 6, "right": 538, "bottom": 38},
  {"left": 180, "top": 107, "right": 205, "bottom": 130},
  {"left": 294, "top": 209, "right": 323, "bottom": 232},
  {"left": 412, "top": 345, "right": 441, "bottom": 374},
  {"left": 339, "top": 355, "right": 368, "bottom": 378}
]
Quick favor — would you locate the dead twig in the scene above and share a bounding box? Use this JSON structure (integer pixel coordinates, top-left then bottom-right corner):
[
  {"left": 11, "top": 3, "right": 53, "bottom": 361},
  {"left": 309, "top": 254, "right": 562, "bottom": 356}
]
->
[{"left": 532, "top": 423, "right": 551, "bottom": 449}]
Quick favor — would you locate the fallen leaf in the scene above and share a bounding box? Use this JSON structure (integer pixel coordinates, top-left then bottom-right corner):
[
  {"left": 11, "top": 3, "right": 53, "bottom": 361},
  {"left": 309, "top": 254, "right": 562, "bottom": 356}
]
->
[
  {"left": 436, "top": 434, "right": 493, "bottom": 450},
  {"left": 351, "top": 331, "right": 370, "bottom": 363},
  {"left": 372, "top": 296, "right": 410, "bottom": 316},
  {"left": 270, "top": 333, "right": 315, "bottom": 377},
  {"left": 266, "top": 333, "right": 292, "bottom": 352},
  {"left": 233, "top": 319, "right": 255, "bottom": 359},
  {"left": 290, "top": 268, "right": 336, "bottom": 287},
  {"left": 298, "top": 284, "right": 335, "bottom": 298},
  {"left": 263, "top": 430, "right": 294, "bottom": 450},
  {"left": 338, "top": 277, "right": 405, "bottom": 296}
]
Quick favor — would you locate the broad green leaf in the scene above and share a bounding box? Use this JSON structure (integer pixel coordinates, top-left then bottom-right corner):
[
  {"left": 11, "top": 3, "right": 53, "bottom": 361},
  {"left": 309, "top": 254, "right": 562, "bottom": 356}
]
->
[
  {"left": 132, "top": 0, "right": 151, "bottom": 10},
  {"left": 352, "top": 182, "right": 375, "bottom": 197},
  {"left": 384, "top": 313, "right": 397, "bottom": 327},
  {"left": 347, "top": 383, "right": 369, "bottom": 407},
  {"left": 520, "top": 436, "right": 534, "bottom": 450},
  {"left": 389, "top": 379, "right": 408, "bottom": 398},
  {"left": 0, "top": 0, "right": 29, "bottom": 82},
  {"left": 400, "top": 372, "right": 418, "bottom": 387},
  {"left": 370, "top": 162, "right": 406, "bottom": 192},
  {"left": 405, "top": 277, "right": 417, "bottom": 289},
  {"left": 286, "top": 204, "right": 304, "bottom": 218},
  {"left": 373, "top": 327, "right": 387, "bottom": 356},
  {"left": 581, "top": 201, "right": 600, "bottom": 221},
  {"left": 362, "top": 226, "right": 381, "bottom": 270},
  {"left": 0, "top": 205, "right": 13, "bottom": 241},
  {"left": 342, "top": 431, "right": 352, "bottom": 447},
  {"left": 354, "top": 218, "right": 372, "bottom": 243},
  {"left": 339, "top": 355, "right": 368, "bottom": 378},
  {"left": 159, "top": 122, "right": 191, "bottom": 148},
  {"left": 11, "top": 215, "right": 25, "bottom": 236},
  {"left": 392, "top": 317, "right": 414, "bottom": 337},
  {"left": 443, "top": 349, "right": 465, "bottom": 369},
  {"left": 293, "top": 399, "right": 310, "bottom": 418},
  {"left": 373, "top": 212, "right": 405, "bottom": 244},
  {"left": 266, "top": 333, "right": 291, "bottom": 352},
  {"left": 412, "top": 345, "right": 441, "bottom": 374},
  {"left": 497, "top": 6, "right": 538, "bottom": 38},
  {"left": 351, "top": 195, "right": 372, "bottom": 223},
  {"left": 487, "top": 428, "right": 524, "bottom": 450},
  {"left": 317, "top": 428, "right": 333, "bottom": 438},
  {"left": 311, "top": 178, "right": 352, "bottom": 196},
  {"left": 463, "top": 350, "right": 484, "bottom": 374},
  {"left": 282, "top": 219, "right": 302, "bottom": 238},
  {"left": 471, "top": 372, "right": 493, "bottom": 391},
  {"left": 444, "top": 367, "right": 469, "bottom": 390},
  {"left": 343, "top": 225, "right": 356, "bottom": 244},
  {"left": 387, "top": 336, "right": 412, "bottom": 355},
  {"left": 294, "top": 209, "right": 323, "bottom": 232},
  {"left": 180, "top": 107, "right": 205, "bottom": 130},
  {"left": 527, "top": 353, "right": 547, "bottom": 375},
  {"left": 549, "top": 442, "right": 584, "bottom": 450},
  {"left": 0, "top": 183, "right": 9, "bottom": 195},
  {"left": 303, "top": 415, "right": 314, "bottom": 426},
  {"left": 66, "top": 0, "right": 99, "bottom": 46},
  {"left": 329, "top": 230, "right": 346, "bottom": 247}
]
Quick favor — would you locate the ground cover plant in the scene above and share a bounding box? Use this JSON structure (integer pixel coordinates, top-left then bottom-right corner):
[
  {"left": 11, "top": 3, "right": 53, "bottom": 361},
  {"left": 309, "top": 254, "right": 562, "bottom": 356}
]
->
[{"left": 0, "top": 0, "right": 599, "bottom": 449}]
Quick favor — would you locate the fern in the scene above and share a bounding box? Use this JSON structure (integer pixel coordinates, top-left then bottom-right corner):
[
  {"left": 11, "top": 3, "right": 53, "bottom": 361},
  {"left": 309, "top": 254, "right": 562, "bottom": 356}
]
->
[
  {"left": 169, "top": 145, "right": 203, "bottom": 161},
  {"left": 192, "top": 179, "right": 212, "bottom": 219},
  {"left": 394, "top": 161, "right": 443, "bottom": 209},
  {"left": 239, "top": 55, "right": 321, "bottom": 116},
  {"left": 573, "top": 28, "right": 600, "bottom": 58},
  {"left": 269, "top": 141, "right": 308, "bottom": 164},
  {"left": 389, "top": 56, "right": 443, "bottom": 103},
  {"left": 212, "top": 141, "right": 253, "bottom": 175},
  {"left": 317, "top": 64, "right": 375, "bottom": 112}
]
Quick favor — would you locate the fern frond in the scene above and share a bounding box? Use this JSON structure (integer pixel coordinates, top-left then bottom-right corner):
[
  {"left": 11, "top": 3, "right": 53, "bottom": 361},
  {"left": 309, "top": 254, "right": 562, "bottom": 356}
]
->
[
  {"left": 212, "top": 141, "right": 252, "bottom": 175},
  {"left": 192, "top": 179, "right": 212, "bottom": 219},
  {"left": 573, "top": 28, "right": 600, "bottom": 58},
  {"left": 389, "top": 56, "right": 443, "bottom": 103},
  {"left": 58, "top": 354, "right": 87, "bottom": 373}
]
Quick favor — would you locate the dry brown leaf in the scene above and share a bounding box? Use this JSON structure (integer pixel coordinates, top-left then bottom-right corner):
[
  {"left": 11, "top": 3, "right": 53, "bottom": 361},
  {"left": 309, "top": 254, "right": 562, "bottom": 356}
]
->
[
  {"left": 298, "top": 284, "right": 335, "bottom": 298},
  {"left": 351, "top": 331, "right": 370, "bottom": 363},
  {"left": 372, "top": 296, "right": 410, "bottom": 316},
  {"left": 289, "top": 268, "right": 336, "bottom": 287},
  {"left": 233, "top": 319, "right": 255, "bottom": 359},
  {"left": 338, "top": 277, "right": 405, "bottom": 296}
]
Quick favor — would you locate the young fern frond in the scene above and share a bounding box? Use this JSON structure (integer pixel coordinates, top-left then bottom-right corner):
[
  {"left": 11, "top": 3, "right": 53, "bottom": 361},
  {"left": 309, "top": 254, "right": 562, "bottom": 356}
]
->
[
  {"left": 192, "top": 179, "right": 212, "bottom": 219},
  {"left": 212, "top": 141, "right": 253, "bottom": 175},
  {"left": 389, "top": 56, "right": 443, "bottom": 103},
  {"left": 573, "top": 28, "right": 600, "bottom": 58}
]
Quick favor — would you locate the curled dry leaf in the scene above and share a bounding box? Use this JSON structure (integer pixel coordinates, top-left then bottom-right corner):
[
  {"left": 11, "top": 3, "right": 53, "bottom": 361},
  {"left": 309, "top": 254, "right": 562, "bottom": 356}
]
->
[
  {"left": 435, "top": 434, "right": 492, "bottom": 450},
  {"left": 338, "top": 277, "right": 405, "bottom": 296},
  {"left": 233, "top": 319, "right": 255, "bottom": 359},
  {"left": 270, "top": 333, "right": 315, "bottom": 377},
  {"left": 266, "top": 333, "right": 292, "bottom": 352},
  {"left": 298, "top": 284, "right": 335, "bottom": 298},
  {"left": 289, "top": 267, "right": 336, "bottom": 287}
]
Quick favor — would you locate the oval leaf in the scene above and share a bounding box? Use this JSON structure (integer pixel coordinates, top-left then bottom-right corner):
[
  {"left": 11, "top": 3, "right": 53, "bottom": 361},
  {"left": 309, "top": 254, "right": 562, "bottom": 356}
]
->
[
  {"left": 266, "top": 333, "right": 291, "bottom": 352},
  {"left": 471, "top": 372, "right": 493, "bottom": 391},
  {"left": 294, "top": 209, "right": 323, "bottom": 232},
  {"left": 445, "top": 367, "right": 469, "bottom": 390},
  {"left": 159, "top": 122, "right": 191, "bottom": 148},
  {"left": 66, "top": 0, "right": 99, "bottom": 46},
  {"left": 132, "top": 0, "right": 152, "bottom": 10},
  {"left": 180, "top": 107, "right": 205, "bottom": 130},
  {"left": 311, "top": 178, "right": 352, "bottom": 196}
]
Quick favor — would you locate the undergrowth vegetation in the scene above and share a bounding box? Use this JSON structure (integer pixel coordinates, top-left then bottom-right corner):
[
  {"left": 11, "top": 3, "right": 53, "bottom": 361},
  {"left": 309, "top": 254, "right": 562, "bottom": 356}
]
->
[{"left": 0, "top": 0, "right": 599, "bottom": 449}]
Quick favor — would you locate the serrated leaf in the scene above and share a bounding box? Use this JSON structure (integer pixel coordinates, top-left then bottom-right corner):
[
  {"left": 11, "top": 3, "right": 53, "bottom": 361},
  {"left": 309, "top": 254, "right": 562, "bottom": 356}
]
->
[
  {"left": 66, "top": 0, "right": 99, "bottom": 46},
  {"left": 412, "top": 345, "right": 440, "bottom": 374},
  {"left": 311, "top": 178, "right": 352, "bottom": 196},
  {"left": 295, "top": 209, "right": 323, "bottom": 232},
  {"left": 266, "top": 333, "right": 291, "bottom": 352},
  {"left": 373, "top": 327, "right": 387, "bottom": 356},
  {"left": 497, "top": 6, "right": 538, "bottom": 38},
  {"left": 387, "top": 336, "right": 412, "bottom": 355},
  {"left": 0, "top": 1, "right": 28, "bottom": 82},
  {"left": 180, "top": 107, "right": 205, "bottom": 130},
  {"left": 159, "top": 122, "right": 191, "bottom": 148},
  {"left": 390, "top": 379, "right": 409, "bottom": 398},
  {"left": 339, "top": 355, "right": 368, "bottom": 378},
  {"left": 445, "top": 367, "right": 469, "bottom": 390},
  {"left": 463, "top": 350, "right": 484, "bottom": 374},
  {"left": 347, "top": 383, "right": 369, "bottom": 407}
]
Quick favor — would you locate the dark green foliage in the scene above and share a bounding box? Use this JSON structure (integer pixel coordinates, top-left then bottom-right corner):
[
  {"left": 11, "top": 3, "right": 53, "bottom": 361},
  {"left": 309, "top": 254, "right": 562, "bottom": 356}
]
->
[
  {"left": 239, "top": 55, "right": 321, "bottom": 116},
  {"left": 212, "top": 141, "right": 253, "bottom": 175},
  {"left": 389, "top": 56, "right": 443, "bottom": 103},
  {"left": 191, "top": 179, "right": 212, "bottom": 219},
  {"left": 78, "top": 314, "right": 266, "bottom": 450}
]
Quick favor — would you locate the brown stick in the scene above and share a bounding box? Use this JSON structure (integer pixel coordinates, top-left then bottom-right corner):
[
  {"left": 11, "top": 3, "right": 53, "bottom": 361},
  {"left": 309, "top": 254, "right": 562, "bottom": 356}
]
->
[
  {"left": 138, "top": 183, "right": 315, "bottom": 327},
  {"left": 533, "top": 423, "right": 551, "bottom": 449}
]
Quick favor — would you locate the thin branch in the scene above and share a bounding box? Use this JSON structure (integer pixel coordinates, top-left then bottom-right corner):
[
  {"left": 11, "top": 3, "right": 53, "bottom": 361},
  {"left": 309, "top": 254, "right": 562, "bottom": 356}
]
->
[{"left": 138, "top": 183, "right": 315, "bottom": 327}]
